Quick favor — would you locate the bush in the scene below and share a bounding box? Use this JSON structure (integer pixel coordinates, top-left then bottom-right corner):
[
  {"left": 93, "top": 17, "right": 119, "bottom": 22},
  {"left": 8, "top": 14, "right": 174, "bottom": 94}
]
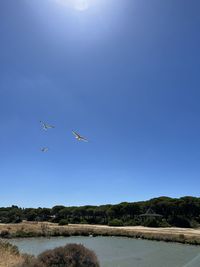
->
[
  {"left": 14, "top": 230, "right": 39, "bottom": 238},
  {"left": 169, "top": 216, "right": 191, "bottom": 228},
  {"left": 38, "top": 244, "right": 99, "bottom": 267},
  {"left": 190, "top": 219, "right": 200, "bottom": 228},
  {"left": 108, "top": 219, "right": 123, "bottom": 226},
  {"left": 70, "top": 217, "right": 81, "bottom": 224},
  {"left": 0, "top": 240, "right": 19, "bottom": 255},
  {"left": 17, "top": 244, "right": 100, "bottom": 267},
  {"left": 0, "top": 230, "right": 10, "bottom": 238},
  {"left": 123, "top": 219, "right": 138, "bottom": 226},
  {"left": 16, "top": 256, "right": 43, "bottom": 267},
  {"left": 58, "top": 219, "right": 68, "bottom": 226},
  {"left": 143, "top": 218, "right": 160, "bottom": 227},
  {"left": 80, "top": 219, "right": 88, "bottom": 224}
]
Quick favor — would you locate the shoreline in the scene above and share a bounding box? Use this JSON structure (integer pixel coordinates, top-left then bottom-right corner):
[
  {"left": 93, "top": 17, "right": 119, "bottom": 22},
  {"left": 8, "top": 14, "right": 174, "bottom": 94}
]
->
[{"left": 1, "top": 222, "right": 200, "bottom": 245}]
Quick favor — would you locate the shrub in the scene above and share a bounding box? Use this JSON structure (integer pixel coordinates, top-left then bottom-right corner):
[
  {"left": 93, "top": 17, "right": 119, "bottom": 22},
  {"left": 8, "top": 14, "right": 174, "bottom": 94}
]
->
[
  {"left": 123, "top": 219, "right": 138, "bottom": 226},
  {"left": 16, "top": 255, "right": 44, "bottom": 267},
  {"left": 190, "top": 219, "right": 200, "bottom": 228},
  {"left": 169, "top": 216, "right": 191, "bottom": 228},
  {"left": 178, "top": 234, "right": 185, "bottom": 242},
  {"left": 0, "top": 240, "right": 19, "bottom": 255},
  {"left": 0, "top": 230, "right": 10, "bottom": 238},
  {"left": 143, "top": 218, "right": 160, "bottom": 227},
  {"left": 70, "top": 217, "right": 81, "bottom": 224},
  {"left": 17, "top": 244, "right": 100, "bottom": 267},
  {"left": 14, "top": 217, "right": 23, "bottom": 223},
  {"left": 38, "top": 244, "right": 100, "bottom": 267},
  {"left": 14, "top": 230, "right": 40, "bottom": 238},
  {"left": 41, "top": 223, "right": 49, "bottom": 236},
  {"left": 108, "top": 219, "right": 123, "bottom": 226},
  {"left": 58, "top": 219, "right": 68, "bottom": 226},
  {"left": 80, "top": 219, "right": 88, "bottom": 224}
]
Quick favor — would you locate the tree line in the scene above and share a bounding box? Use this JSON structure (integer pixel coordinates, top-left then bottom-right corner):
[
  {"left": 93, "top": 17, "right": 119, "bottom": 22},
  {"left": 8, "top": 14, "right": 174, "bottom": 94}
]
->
[{"left": 1, "top": 196, "right": 200, "bottom": 228}]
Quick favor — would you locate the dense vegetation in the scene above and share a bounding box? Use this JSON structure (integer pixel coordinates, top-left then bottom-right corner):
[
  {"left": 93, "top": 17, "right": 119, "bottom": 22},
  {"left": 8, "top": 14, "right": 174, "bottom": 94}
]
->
[{"left": 1, "top": 196, "right": 200, "bottom": 228}]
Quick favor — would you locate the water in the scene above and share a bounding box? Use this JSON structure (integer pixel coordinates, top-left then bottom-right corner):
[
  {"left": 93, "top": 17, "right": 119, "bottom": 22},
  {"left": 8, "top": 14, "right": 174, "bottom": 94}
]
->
[{"left": 10, "top": 236, "right": 200, "bottom": 267}]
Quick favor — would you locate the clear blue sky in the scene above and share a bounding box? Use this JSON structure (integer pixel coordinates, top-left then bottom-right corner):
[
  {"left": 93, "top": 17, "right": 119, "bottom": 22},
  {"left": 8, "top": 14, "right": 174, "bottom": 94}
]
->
[{"left": 0, "top": 0, "right": 200, "bottom": 208}]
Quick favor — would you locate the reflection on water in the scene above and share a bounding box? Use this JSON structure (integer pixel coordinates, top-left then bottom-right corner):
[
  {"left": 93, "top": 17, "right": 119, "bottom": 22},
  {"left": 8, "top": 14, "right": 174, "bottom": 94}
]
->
[{"left": 10, "top": 236, "right": 200, "bottom": 267}]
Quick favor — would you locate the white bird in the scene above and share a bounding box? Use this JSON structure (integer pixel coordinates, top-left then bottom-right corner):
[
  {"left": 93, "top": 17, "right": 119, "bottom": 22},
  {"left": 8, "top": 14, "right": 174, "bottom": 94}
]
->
[
  {"left": 41, "top": 147, "right": 49, "bottom": 152},
  {"left": 40, "top": 121, "right": 55, "bottom": 131},
  {"left": 72, "top": 131, "right": 88, "bottom": 142}
]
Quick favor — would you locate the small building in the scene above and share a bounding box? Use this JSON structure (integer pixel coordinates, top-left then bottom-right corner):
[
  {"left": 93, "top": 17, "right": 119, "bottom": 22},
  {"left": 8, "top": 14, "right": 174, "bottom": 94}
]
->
[{"left": 139, "top": 207, "right": 162, "bottom": 222}]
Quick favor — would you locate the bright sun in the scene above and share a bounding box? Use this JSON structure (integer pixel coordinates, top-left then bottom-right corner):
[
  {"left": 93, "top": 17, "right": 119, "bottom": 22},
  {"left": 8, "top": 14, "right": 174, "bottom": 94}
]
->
[
  {"left": 57, "top": 0, "right": 90, "bottom": 11},
  {"left": 74, "top": 0, "right": 89, "bottom": 11}
]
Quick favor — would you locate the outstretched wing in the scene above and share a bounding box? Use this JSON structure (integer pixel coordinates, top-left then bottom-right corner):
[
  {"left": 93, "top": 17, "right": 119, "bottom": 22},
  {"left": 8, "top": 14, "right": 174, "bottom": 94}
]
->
[
  {"left": 40, "top": 121, "right": 47, "bottom": 130},
  {"left": 46, "top": 123, "right": 55, "bottom": 129},
  {"left": 72, "top": 131, "right": 81, "bottom": 138},
  {"left": 40, "top": 121, "right": 45, "bottom": 127},
  {"left": 80, "top": 136, "right": 88, "bottom": 142},
  {"left": 72, "top": 131, "right": 88, "bottom": 142}
]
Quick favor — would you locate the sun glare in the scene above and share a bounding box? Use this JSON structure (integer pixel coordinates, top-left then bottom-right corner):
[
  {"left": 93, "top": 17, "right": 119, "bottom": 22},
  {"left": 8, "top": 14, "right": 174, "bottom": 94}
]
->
[
  {"left": 74, "top": 0, "right": 89, "bottom": 11},
  {"left": 57, "top": 0, "right": 90, "bottom": 11}
]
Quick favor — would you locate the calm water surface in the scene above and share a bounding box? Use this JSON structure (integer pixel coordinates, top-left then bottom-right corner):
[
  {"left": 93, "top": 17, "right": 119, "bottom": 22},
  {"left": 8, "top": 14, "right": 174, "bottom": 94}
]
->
[{"left": 10, "top": 236, "right": 200, "bottom": 267}]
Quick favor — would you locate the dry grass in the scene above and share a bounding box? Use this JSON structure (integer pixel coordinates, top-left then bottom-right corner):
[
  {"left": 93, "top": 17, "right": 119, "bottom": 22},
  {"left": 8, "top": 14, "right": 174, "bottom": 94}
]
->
[
  {"left": 0, "top": 250, "right": 24, "bottom": 267},
  {"left": 1, "top": 222, "right": 200, "bottom": 245},
  {"left": 0, "top": 240, "right": 24, "bottom": 267}
]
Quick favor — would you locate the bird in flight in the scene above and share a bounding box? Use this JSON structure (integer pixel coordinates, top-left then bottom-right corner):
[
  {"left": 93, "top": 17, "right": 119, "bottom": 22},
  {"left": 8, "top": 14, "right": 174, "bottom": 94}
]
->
[
  {"left": 41, "top": 147, "right": 49, "bottom": 152},
  {"left": 72, "top": 131, "right": 88, "bottom": 142},
  {"left": 40, "top": 121, "right": 55, "bottom": 131}
]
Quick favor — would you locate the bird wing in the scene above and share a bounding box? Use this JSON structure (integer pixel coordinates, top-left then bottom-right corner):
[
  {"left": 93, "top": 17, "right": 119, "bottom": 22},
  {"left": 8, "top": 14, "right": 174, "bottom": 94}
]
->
[
  {"left": 80, "top": 136, "right": 88, "bottom": 142},
  {"left": 40, "top": 121, "right": 48, "bottom": 130},
  {"left": 46, "top": 123, "right": 55, "bottom": 128},
  {"left": 72, "top": 131, "right": 88, "bottom": 141},
  {"left": 40, "top": 121, "right": 45, "bottom": 127},
  {"left": 72, "top": 131, "right": 81, "bottom": 138}
]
